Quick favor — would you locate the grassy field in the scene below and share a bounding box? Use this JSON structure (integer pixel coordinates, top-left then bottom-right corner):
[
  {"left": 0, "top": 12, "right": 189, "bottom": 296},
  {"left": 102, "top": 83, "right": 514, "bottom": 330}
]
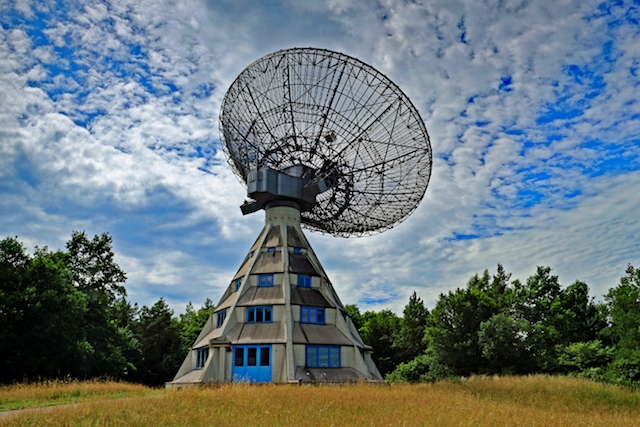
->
[
  {"left": 1, "top": 375, "right": 639, "bottom": 426},
  {"left": 0, "top": 379, "right": 157, "bottom": 412}
]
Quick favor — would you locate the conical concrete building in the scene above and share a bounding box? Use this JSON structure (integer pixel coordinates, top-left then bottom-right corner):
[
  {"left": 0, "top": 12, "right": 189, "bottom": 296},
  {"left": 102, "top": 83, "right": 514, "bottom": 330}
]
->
[{"left": 167, "top": 203, "right": 382, "bottom": 387}]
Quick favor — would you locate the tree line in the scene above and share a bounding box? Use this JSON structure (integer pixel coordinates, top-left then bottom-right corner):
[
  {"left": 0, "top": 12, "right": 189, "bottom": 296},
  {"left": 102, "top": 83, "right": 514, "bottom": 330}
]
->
[
  {"left": 0, "top": 232, "right": 213, "bottom": 385},
  {"left": 1, "top": 232, "right": 639, "bottom": 387},
  {"left": 351, "top": 264, "right": 640, "bottom": 387}
]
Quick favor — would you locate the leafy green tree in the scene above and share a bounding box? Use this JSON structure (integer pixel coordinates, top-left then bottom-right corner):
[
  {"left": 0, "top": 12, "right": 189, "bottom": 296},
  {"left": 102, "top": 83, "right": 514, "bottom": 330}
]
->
[
  {"left": 134, "top": 298, "right": 182, "bottom": 385},
  {"left": 386, "top": 354, "right": 434, "bottom": 383},
  {"left": 478, "top": 313, "right": 530, "bottom": 374},
  {"left": 360, "top": 309, "right": 401, "bottom": 376},
  {"left": 345, "top": 304, "right": 363, "bottom": 331},
  {"left": 513, "top": 268, "right": 606, "bottom": 373},
  {"left": 394, "top": 291, "right": 429, "bottom": 363},
  {"left": 110, "top": 297, "right": 143, "bottom": 378},
  {"left": 65, "top": 232, "right": 131, "bottom": 378},
  {"left": 554, "top": 281, "right": 606, "bottom": 345},
  {"left": 179, "top": 298, "right": 215, "bottom": 355},
  {"left": 0, "top": 238, "right": 89, "bottom": 382},
  {"left": 425, "top": 267, "right": 512, "bottom": 376},
  {"left": 512, "top": 266, "right": 564, "bottom": 372},
  {"left": 557, "top": 340, "right": 614, "bottom": 379},
  {"left": 603, "top": 264, "right": 640, "bottom": 385}
]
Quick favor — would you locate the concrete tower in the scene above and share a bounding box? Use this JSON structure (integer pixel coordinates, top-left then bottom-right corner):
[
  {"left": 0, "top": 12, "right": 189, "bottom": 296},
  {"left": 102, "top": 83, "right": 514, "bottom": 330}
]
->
[{"left": 168, "top": 200, "right": 382, "bottom": 387}]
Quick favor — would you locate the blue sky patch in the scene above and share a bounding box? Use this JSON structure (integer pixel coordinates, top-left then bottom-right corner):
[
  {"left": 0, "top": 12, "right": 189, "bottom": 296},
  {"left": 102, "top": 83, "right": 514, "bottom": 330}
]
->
[{"left": 499, "top": 76, "right": 512, "bottom": 92}]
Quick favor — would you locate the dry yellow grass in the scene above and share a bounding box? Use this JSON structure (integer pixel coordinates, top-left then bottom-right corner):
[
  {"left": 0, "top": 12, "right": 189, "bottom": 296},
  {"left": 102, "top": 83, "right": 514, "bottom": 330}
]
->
[
  {"left": 1, "top": 375, "right": 639, "bottom": 426},
  {"left": 0, "top": 379, "right": 155, "bottom": 412}
]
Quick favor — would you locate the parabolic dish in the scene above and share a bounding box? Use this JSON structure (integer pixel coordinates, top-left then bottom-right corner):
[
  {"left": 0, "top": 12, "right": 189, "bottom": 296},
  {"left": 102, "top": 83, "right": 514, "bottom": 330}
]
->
[{"left": 219, "top": 47, "right": 432, "bottom": 237}]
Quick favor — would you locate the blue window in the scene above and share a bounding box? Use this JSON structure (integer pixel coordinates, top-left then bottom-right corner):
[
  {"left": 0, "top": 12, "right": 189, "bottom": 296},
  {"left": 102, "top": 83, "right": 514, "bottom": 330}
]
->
[
  {"left": 235, "top": 278, "right": 242, "bottom": 291},
  {"left": 196, "top": 347, "right": 209, "bottom": 369},
  {"left": 246, "top": 306, "right": 273, "bottom": 323},
  {"left": 258, "top": 274, "right": 274, "bottom": 287},
  {"left": 250, "top": 251, "right": 255, "bottom": 257},
  {"left": 306, "top": 346, "right": 340, "bottom": 368},
  {"left": 297, "top": 275, "right": 311, "bottom": 288},
  {"left": 216, "top": 309, "right": 227, "bottom": 328},
  {"left": 267, "top": 247, "right": 276, "bottom": 253},
  {"left": 293, "top": 247, "right": 302, "bottom": 254},
  {"left": 300, "top": 306, "right": 325, "bottom": 324}
]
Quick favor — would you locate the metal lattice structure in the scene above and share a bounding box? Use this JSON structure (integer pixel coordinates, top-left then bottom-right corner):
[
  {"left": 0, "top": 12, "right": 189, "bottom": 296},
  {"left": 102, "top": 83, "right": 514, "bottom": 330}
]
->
[{"left": 219, "top": 47, "right": 432, "bottom": 237}]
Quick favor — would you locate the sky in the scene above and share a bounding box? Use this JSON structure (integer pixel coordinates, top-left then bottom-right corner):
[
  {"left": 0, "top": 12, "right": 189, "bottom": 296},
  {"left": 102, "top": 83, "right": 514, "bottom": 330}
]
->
[{"left": 1, "top": 0, "right": 639, "bottom": 314}]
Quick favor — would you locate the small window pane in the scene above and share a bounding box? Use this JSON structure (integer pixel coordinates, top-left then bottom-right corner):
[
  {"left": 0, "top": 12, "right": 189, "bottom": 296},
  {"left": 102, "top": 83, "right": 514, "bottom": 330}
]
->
[
  {"left": 217, "top": 310, "right": 226, "bottom": 328},
  {"left": 248, "top": 348, "right": 257, "bottom": 366},
  {"left": 260, "top": 347, "right": 270, "bottom": 366},
  {"left": 196, "top": 348, "right": 208, "bottom": 369},
  {"left": 259, "top": 274, "right": 274, "bottom": 287},
  {"left": 293, "top": 247, "right": 302, "bottom": 254},
  {"left": 310, "top": 309, "right": 317, "bottom": 323},
  {"left": 317, "top": 309, "right": 325, "bottom": 324},
  {"left": 307, "top": 347, "right": 317, "bottom": 367},
  {"left": 330, "top": 347, "right": 340, "bottom": 368},
  {"left": 318, "top": 347, "right": 329, "bottom": 368},
  {"left": 301, "top": 307, "right": 308, "bottom": 322},
  {"left": 248, "top": 309, "right": 255, "bottom": 322},
  {"left": 235, "top": 348, "right": 244, "bottom": 366},
  {"left": 265, "top": 308, "right": 272, "bottom": 322},
  {"left": 298, "top": 275, "right": 311, "bottom": 287},
  {"left": 256, "top": 308, "right": 263, "bottom": 322}
]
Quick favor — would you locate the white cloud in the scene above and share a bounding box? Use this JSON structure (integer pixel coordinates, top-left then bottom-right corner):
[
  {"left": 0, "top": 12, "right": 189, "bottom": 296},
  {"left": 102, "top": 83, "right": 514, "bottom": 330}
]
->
[{"left": 1, "top": 0, "right": 639, "bottom": 315}]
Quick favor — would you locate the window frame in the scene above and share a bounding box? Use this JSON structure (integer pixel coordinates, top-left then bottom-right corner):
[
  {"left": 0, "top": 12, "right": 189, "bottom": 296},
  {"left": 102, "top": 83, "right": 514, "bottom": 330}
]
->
[
  {"left": 196, "top": 347, "right": 209, "bottom": 369},
  {"left": 258, "top": 274, "right": 274, "bottom": 287},
  {"left": 216, "top": 309, "right": 227, "bottom": 328},
  {"left": 297, "top": 275, "right": 312, "bottom": 288},
  {"left": 306, "top": 345, "right": 340, "bottom": 368},
  {"left": 235, "top": 278, "right": 242, "bottom": 292},
  {"left": 300, "top": 306, "right": 325, "bottom": 324},
  {"left": 246, "top": 306, "right": 273, "bottom": 323}
]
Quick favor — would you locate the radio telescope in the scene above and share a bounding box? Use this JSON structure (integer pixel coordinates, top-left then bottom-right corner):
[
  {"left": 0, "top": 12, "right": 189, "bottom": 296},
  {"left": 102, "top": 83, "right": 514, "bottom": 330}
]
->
[
  {"left": 168, "top": 48, "right": 432, "bottom": 387},
  {"left": 220, "top": 47, "right": 432, "bottom": 236}
]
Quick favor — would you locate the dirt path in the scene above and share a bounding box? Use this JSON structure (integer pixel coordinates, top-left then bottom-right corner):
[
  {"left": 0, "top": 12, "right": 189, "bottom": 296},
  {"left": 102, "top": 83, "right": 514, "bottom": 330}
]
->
[
  {"left": 0, "top": 394, "right": 159, "bottom": 420},
  {"left": 0, "top": 402, "right": 85, "bottom": 420}
]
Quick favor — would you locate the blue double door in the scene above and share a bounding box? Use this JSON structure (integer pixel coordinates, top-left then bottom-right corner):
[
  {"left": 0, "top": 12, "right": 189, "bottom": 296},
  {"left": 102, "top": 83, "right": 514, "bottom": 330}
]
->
[{"left": 232, "top": 345, "right": 272, "bottom": 382}]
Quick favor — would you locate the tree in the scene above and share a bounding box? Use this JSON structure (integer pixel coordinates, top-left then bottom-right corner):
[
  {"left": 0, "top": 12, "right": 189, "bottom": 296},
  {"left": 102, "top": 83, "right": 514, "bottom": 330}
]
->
[
  {"left": 0, "top": 232, "right": 137, "bottom": 383},
  {"left": 425, "top": 268, "right": 510, "bottom": 376},
  {"left": 554, "top": 280, "right": 605, "bottom": 345},
  {"left": 0, "top": 238, "right": 89, "bottom": 382},
  {"left": 512, "top": 266, "right": 564, "bottom": 372},
  {"left": 394, "top": 291, "right": 429, "bottom": 363},
  {"left": 179, "top": 298, "right": 215, "bottom": 355},
  {"left": 603, "top": 264, "right": 640, "bottom": 385},
  {"left": 478, "top": 313, "right": 530, "bottom": 374},
  {"left": 345, "top": 304, "right": 363, "bottom": 331},
  {"left": 512, "top": 268, "right": 606, "bottom": 374},
  {"left": 557, "top": 340, "right": 613, "bottom": 378},
  {"left": 386, "top": 354, "right": 434, "bottom": 383},
  {"left": 65, "top": 231, "right": 131, "bottom": 379},
  {"left": 134, "top": 298, "right": 183, "bottom": 385},
  {"left": 359, "top": 309, "right": 401, "bottom": 376}
]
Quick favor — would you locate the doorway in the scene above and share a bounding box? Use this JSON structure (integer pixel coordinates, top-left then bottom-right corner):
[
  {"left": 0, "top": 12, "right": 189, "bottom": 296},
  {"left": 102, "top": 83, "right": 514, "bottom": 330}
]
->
[{"left": 232, "top": 345, "right": 272, "bottom": 382}]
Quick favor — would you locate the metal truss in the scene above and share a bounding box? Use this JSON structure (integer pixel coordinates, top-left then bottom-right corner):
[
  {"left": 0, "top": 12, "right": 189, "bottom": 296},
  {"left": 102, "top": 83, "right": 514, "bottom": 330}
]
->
[{"left": 220, "top": 48, "right": 432, "bottom": 237}]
